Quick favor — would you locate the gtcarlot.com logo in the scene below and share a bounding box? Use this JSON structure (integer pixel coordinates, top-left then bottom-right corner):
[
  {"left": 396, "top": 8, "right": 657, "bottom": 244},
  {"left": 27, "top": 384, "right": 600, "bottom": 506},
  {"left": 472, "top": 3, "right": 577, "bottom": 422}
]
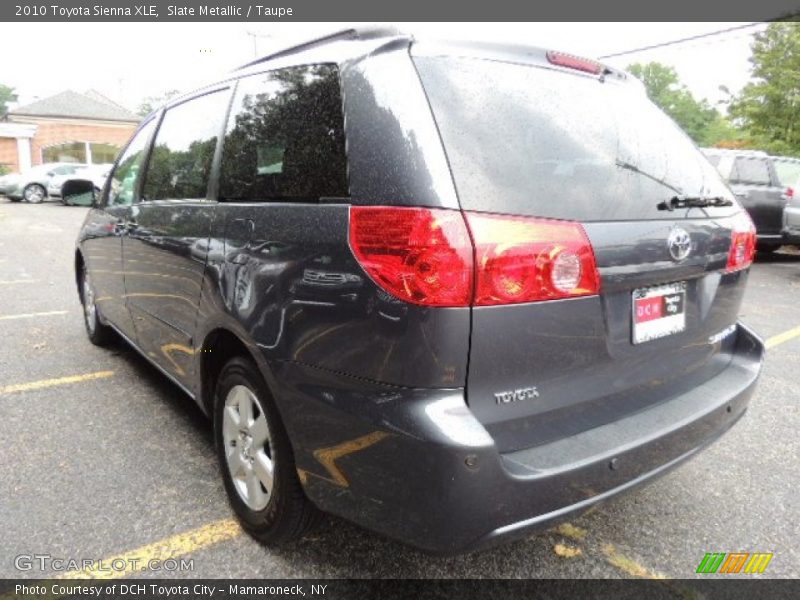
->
[
  {"left": 696, "top": 552, "right": 773, "bottom": 574},
  {"left": 14, "top": 554, "right": 194, "bottom": 574}
]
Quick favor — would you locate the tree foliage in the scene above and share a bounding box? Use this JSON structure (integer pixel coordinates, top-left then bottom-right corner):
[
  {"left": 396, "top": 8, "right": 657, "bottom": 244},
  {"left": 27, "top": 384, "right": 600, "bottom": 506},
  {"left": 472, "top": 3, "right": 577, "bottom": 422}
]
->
[
  {"left": 0, "top": 84, "right": 18, "bottom": 117},
  {"left": 137, "top": 89, "right": 181, "bottom": 117},
  {"left": 627, "top": 62, "right": 735, "bottom": 147},
  {"left": 730, "top": 22, "right": 800, "bottom": 157}
]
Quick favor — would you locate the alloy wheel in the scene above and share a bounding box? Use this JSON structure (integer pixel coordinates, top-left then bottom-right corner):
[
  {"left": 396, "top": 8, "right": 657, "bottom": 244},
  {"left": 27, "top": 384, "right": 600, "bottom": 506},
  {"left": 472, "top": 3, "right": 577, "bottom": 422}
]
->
[{"left": 222, "top": 384, "right": 274, "bottom": 511}]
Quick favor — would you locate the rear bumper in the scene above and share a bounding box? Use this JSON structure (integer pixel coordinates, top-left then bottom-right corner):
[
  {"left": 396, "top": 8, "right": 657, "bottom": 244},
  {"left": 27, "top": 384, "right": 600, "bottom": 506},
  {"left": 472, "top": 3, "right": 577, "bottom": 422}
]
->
[{"left": 269, "top": 322, "right": 764, "bottom": 554}]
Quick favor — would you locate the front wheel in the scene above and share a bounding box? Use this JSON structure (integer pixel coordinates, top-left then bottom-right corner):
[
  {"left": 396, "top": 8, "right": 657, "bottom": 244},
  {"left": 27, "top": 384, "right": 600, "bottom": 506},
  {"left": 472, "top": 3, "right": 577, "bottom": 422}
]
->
[
  {"left": 23, "top": 184, "right": 46, "bottom": 203},
  {"left": 80, "top": 269, "right": 114, "bottom": 345},
  {"left": 214, "top": 357, "right": 320, "bottom": 545}
]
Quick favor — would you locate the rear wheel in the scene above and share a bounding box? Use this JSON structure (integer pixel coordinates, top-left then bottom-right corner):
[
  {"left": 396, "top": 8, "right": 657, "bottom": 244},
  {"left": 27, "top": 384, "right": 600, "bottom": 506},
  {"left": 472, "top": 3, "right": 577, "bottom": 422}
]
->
[
  {"left": 214, "top": 356, "right": 320, "bottom": 545},
  {"left": 23, "top": 184, "right": 46, "bottom": 203},
  {"left": 80, "top": 269, "right": 114, "bottom": 346}
]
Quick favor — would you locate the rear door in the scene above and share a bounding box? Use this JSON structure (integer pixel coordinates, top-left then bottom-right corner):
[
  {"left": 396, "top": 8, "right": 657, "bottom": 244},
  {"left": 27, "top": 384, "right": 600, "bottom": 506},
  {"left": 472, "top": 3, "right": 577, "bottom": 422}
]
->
[
  {"left": 729, "top": 156, "right": 785, "bottom": 235},
  {"left": 123, "top": 89, "right": 231, "bottom": 389},
  {"left": 415, "top": 53, "right": 750, "bottom": 452}
]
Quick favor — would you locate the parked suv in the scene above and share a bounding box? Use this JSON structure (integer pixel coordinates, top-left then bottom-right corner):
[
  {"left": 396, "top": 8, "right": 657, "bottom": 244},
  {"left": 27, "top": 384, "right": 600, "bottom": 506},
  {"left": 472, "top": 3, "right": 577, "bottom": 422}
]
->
[
  {"left": 703, "top": 148, "right": 800, "bottom": 251},
  {"left": 75, "top": 29, "right": 764, "bottom": 554}
]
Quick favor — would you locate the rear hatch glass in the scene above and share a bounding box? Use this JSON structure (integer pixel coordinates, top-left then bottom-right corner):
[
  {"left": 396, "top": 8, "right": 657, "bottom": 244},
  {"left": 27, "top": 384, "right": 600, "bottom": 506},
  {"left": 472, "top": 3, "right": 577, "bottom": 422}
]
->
[{"left": 413, "top": 55, "right": 737, "bottom": 222}]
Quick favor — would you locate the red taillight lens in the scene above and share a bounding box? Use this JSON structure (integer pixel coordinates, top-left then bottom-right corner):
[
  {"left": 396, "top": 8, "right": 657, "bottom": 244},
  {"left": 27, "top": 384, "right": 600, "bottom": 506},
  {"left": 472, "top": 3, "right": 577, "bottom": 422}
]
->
[
  {"left": 465, "top": 212, "right": 600, "bottom": 305},
  {"left": 546, "top": 50, "right": 604, "bottom": 75},
  {"left": 787, "top": 187, "right": 795, "bottom": 199},
  {"left": 349, "top": 207, "right": 600, "bottom": 307},
  {"left": 726, "top": 212, "right": 756, "bottom": 273},
  {"left": 349, "top": 206, "right": 473, "bottom": 307}
]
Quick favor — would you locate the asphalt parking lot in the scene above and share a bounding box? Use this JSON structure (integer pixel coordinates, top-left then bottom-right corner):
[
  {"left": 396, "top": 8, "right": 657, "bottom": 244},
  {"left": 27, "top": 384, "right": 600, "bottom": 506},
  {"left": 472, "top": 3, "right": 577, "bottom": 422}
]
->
[{"left": 1, "top": 199, "right": 798, "bottom": 580}]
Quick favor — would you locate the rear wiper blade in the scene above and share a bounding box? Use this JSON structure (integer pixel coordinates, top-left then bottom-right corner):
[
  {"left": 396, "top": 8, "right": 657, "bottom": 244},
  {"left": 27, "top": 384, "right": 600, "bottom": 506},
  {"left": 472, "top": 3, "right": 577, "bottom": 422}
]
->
[
  {"left": 615, "top": 160, "right": 683, "bottom": 195},
  {"left": 657, "top": 195, "right": 734, "bottom": 211}
]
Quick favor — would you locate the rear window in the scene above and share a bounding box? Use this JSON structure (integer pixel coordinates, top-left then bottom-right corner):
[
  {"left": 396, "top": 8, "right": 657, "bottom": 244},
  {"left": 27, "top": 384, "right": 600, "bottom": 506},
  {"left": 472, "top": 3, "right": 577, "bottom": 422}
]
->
[
  {"left": 219, "top": 64, "right": 348, "bottom": 202},
  {"left": 773, "top": 159, "right": 800, "bottom": 187},
  {"left": 414, "top": 56, "right": 735, "bottom": 221},
  {"left": 731, "top": 157, "right": 771, "bottom": 186}
]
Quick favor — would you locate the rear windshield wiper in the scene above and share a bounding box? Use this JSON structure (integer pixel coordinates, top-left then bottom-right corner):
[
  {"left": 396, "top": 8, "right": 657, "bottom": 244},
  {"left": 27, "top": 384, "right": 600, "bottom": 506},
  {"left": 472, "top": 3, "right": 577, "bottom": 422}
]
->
[
  {"left": 615, "top": 160, "right": 683, "bottom": 196},
  {"left": 657, "top": 196, "right": 734, "bottom": 211}
]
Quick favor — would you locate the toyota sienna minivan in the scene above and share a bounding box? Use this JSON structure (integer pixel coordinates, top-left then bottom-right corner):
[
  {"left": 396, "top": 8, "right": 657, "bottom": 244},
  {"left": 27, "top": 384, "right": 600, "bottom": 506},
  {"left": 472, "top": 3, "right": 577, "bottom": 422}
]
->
[{"left": 74, "top": 28, "right": 765, "bottom": 554}]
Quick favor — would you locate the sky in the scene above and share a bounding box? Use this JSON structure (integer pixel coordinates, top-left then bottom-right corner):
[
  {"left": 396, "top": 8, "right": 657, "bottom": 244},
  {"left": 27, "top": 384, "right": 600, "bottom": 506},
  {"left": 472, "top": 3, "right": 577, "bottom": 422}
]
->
[{"left": 0, "top": 22, "right": 766, "bottom": 113}]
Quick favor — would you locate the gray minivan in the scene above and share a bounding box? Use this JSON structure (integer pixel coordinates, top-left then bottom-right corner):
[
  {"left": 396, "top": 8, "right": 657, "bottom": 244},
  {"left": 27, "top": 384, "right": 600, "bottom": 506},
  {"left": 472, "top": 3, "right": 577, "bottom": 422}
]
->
[{"left": 75, "top": 28, "right": 764, "bottom": 554}]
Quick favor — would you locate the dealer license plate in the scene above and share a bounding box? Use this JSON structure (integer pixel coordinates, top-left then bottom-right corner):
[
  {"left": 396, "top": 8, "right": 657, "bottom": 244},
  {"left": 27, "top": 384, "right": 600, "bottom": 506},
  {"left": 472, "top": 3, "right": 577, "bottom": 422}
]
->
[{"left": 632, "top": 281, "right": 687, "bottom": 345}]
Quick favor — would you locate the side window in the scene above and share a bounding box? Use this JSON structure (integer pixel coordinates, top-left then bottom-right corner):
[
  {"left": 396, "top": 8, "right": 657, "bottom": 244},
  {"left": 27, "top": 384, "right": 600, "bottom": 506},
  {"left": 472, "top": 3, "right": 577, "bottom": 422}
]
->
[
  {"left": 142, "top": 90, "right": 229, "bottom": 201},
  {"left": 773, "top": 160, "right": 800, "bottom": 187},
  {"left": 731, "top": 157, "right": 771, "bottom": 185},
  {"left": 219, "top": 64, "right": 348, "bottom": 202},
  {"left": 108, "top": 119, "right": 157, "bottom": 207}
]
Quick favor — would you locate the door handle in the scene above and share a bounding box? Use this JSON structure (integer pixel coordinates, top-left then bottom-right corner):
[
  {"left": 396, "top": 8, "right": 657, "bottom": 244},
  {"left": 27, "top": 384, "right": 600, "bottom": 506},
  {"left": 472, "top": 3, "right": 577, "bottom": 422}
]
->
[{"left": 114, "top": 220, "right": 135, "bottom": 235}]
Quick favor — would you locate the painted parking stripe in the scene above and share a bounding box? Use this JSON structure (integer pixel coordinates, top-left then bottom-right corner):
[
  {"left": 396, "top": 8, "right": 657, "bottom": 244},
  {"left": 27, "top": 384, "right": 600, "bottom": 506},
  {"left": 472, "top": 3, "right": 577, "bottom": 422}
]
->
[
  {"left": 0, "top": 279, "right": 38, "bottom": 285},
  {"left": 58, "top": 518, "right": 242, "bottom": 579},
  {"left": 765, "top": 325, "right": 800, "bottom": 350},
  {"left": 0, "top": 371, "right": 114, "bottom": 395},
  {"left": 0, "top": 310, "right": 68, "bottom": 321}
]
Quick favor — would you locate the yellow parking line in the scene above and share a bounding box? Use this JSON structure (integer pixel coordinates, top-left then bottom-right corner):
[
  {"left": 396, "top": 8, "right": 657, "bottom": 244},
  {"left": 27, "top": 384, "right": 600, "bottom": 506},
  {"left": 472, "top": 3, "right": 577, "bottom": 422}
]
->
[
  {"left": 0, "top": 310, "right": 68, "bottom": 321},
  {"left": 0, "top": 279, "right": 38, "bottom": 285},
  {"left": 59, "top": 518, "right": 242, "bottom": 579},
  {"left": 0, "top": 371, "right": 114, "bottom": 395},
  {"left": 765, "top": 325, "right": 800, "bottom": 350}
]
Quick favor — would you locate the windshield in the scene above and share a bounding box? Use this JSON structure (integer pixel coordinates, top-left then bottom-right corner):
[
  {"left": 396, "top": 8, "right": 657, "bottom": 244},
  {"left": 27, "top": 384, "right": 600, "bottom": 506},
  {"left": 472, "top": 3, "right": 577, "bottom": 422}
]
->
[{"left": 414, "top": 56, "right": 736, "bottom": 221}]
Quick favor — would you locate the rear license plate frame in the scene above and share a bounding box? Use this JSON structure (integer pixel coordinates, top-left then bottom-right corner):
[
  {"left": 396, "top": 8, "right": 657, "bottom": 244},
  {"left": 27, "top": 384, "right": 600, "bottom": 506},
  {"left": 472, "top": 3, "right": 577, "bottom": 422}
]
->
[{"left": 631, "top": 281, "right": 687, "bottom": 345}]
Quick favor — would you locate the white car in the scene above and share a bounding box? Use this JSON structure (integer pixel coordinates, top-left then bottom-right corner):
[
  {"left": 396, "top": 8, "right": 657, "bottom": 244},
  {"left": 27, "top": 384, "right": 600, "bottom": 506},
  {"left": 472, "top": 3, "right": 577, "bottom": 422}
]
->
[
  {"left": 48, "top": 164, "right": 112, "bottom": 205},
  {"left": 0, "top": 163, "right": 87, "bottom": 203}
]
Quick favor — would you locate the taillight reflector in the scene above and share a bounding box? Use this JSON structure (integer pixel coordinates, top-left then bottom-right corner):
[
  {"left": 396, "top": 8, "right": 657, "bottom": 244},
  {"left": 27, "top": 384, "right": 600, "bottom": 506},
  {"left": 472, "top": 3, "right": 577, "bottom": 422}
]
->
[
  {"left": 546, "top": 50, "right": 604, "bottom": 75},
  {"left": 726, "top": 212, "right": 756, "bottom": 273},
  {"left": 349, "top": 207, "right": 600, "bottom": 307}
]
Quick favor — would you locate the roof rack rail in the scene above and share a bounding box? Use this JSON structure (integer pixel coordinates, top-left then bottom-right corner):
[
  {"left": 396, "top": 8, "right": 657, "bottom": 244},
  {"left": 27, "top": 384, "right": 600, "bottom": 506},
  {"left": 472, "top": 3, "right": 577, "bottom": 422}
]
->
[{"left": 235, "top": 25, "right": 403, "bottom": 71}]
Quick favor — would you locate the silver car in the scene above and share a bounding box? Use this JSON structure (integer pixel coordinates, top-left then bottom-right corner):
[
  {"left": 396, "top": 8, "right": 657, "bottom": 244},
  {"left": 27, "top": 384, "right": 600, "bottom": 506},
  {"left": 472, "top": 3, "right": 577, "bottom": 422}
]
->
[
  {"left": 0, "top": 163, "right": 87, "bottom": 203},
  {"left": 783, "top": 177, "right": 800, "bottom": 246},
  {"left": 48, "top": 164, "right": 112, "bottom": 204}
]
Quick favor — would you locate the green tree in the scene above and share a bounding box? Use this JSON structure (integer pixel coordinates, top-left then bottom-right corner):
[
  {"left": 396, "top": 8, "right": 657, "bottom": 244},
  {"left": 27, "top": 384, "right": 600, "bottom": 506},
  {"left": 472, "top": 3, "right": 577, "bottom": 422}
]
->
[
  {"left": 730, "top": 22, "right": 800, "bottom": 157},
  {"left": 0, "top": 84, "right": 18, "bottom": 117},
  {"left": 137, "top": 89, "right": 181, "bottom": 117},
  {"left": 627, "top": 62, "right": 737, "bottom": 146}
]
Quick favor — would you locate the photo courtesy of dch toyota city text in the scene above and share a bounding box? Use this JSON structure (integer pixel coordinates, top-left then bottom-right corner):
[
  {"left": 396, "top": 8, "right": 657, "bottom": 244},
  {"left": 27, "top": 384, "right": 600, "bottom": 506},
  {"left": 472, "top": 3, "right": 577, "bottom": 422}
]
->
[{"left": 0, "top": 1, "right": 798, "bottom": 598}]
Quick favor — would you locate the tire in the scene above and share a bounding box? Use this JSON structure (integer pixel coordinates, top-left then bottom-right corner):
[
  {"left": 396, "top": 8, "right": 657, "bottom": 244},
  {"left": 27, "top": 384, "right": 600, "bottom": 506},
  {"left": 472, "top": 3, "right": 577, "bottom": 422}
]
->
[
  {"left": 79, "top": 268, "right": 114, "bottom": 346},
  {"left": 23, "top": 183, "right": 46, "bottom": 204},
  {"left": 214, "top": 356, "right": 320, "bottom": 545}
]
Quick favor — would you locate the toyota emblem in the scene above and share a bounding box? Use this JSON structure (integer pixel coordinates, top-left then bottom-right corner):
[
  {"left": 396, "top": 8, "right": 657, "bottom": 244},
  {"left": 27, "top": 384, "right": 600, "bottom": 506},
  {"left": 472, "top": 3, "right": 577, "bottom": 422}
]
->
[{"left": 667, "top": 227, "right": 692, "bottom": 261}]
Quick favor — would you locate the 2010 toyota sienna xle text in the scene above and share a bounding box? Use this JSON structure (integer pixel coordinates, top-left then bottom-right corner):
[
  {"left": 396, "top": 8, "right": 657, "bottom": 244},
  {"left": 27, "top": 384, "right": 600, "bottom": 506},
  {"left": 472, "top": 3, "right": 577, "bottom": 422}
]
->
[{"left": 74, "top": 28, "right": 765, "bottom": 554}]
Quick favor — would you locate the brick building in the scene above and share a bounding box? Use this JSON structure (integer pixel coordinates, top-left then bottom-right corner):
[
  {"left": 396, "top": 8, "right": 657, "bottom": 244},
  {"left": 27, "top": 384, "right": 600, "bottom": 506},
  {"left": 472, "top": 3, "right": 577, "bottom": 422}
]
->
[{"left": 1, "top": 90, "right": 139, "bottom": 173}]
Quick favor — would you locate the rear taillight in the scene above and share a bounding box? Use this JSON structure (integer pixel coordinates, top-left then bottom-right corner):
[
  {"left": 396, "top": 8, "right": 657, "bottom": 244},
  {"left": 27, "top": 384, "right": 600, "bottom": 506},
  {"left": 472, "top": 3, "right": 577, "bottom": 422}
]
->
[
  {"left": 349, "top": 207, "right": 473, "bottom": 307},
  {"left": 546, "top": 51, "right": 604, "bottom": 75},
  {"left": 726, "top": 212, "right": 756, "bottom": 273},
  {"left": 349, "top": 207, "right": 600, "bottom": 307},
  {"left": 465, "top": 212, "right": 600, "bottom": 306},
  {"left": 787, "top": 187, "right": 795, "bottom": 198}
]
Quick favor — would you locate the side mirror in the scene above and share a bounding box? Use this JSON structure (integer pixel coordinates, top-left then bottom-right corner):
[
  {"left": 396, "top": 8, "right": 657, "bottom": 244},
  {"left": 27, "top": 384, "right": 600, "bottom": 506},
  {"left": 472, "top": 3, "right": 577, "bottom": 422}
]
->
[{"left": 61, "top": 179, "right": 96, "bottom": 207}]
